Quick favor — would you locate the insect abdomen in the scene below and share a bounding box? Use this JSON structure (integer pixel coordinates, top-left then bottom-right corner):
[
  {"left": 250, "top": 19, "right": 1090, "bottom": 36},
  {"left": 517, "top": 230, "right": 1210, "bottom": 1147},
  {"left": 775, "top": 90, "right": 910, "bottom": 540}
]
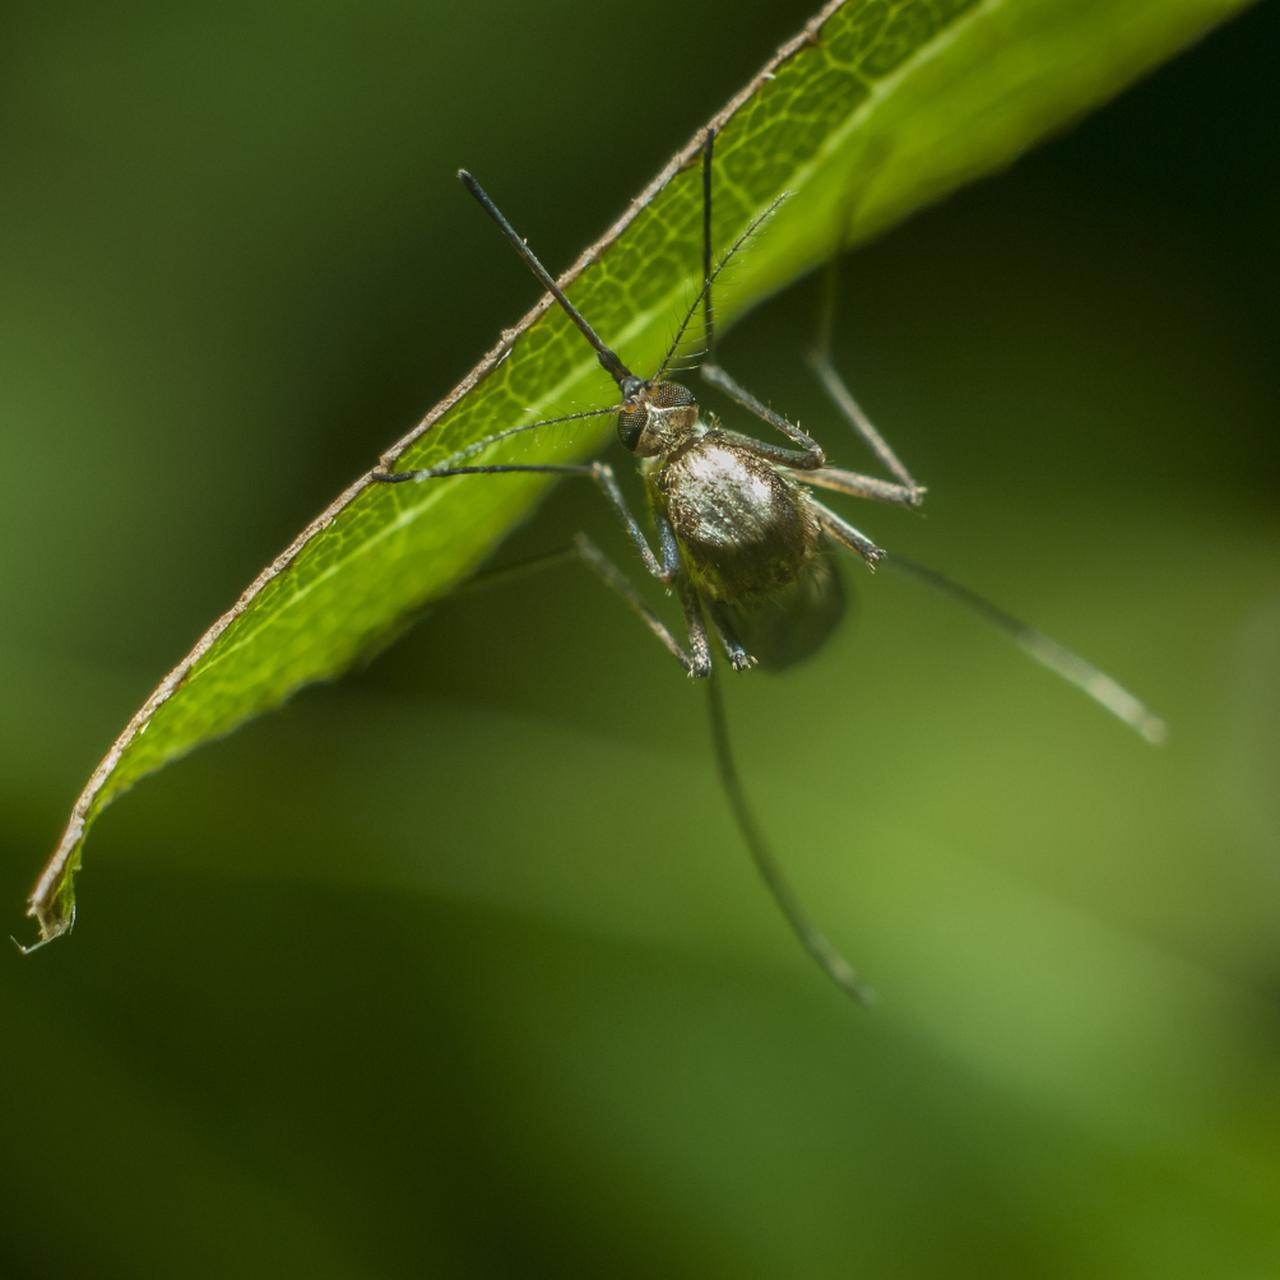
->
[{"left": 657, "top": 433, "right": 820, "bottom": 601}]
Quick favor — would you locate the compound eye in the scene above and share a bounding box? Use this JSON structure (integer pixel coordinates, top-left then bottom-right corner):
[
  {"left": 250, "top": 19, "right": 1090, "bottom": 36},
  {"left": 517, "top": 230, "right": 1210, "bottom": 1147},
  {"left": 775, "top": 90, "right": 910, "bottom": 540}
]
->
[
  {"left": 617, "top": 403, "right": 648, "bottom": 451},
  {"left": 648, "top": 381, "right": 695, "bottom": 409}
]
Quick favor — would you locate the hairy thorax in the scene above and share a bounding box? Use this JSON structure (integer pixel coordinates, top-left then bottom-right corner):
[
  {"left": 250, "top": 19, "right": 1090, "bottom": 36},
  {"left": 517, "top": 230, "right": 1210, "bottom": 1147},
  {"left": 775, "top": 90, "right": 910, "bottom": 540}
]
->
[{"left": 653, "top": 430, "right": 821, "bottom": 601}]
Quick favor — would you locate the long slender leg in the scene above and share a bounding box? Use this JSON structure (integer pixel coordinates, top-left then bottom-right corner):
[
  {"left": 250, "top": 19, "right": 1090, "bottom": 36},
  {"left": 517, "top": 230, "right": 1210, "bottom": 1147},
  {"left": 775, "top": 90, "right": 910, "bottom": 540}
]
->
[
  {"left": 651, "top": 140, "right": 786, "bottom": 382},
  {"left": 809, "top": 254, "right": 922, "bottom": 498},
  {"left": 701, "top": 127, "right": 719, "bottom": 362},
  {"left": 700, "top": 363, "right": 826, "bottom": 469},
  {"left": 575, "top": 535, "right": 709, "bottom": 677},
  {"left": 377, "top": 459, "right": 674, "bottom": 584},
  {"left": 448, "top": 544, "right": 581, "bottom": 596},
  {"left": 673, "top": 574, "right": 713, "bottom": 679},
  {"left": 813, "top": 500, "right": 885, "bottom": 569},
  {"left": 705, "top": 599, "right": 757, "bottom": 671},
  {"left": 706, "top": 672, "right": 876, "bottom": 1006},
  {"left": 695, "top": 130, "right": 825, "bottom": 472},
  {"left": 448, "top": 535, "right": 708, "bottom": 676},
  {"left": 883, "top": 553, "right": 1167, "bottom": 744},
  {"left": 690, "top": 448, "right": 913, "bottom": 509},
  {"left": 800, "top": 465, "right": 921, "bottom": 509},
  {"left": 648, "top": 503, "right": 685, "bottom": 581}
]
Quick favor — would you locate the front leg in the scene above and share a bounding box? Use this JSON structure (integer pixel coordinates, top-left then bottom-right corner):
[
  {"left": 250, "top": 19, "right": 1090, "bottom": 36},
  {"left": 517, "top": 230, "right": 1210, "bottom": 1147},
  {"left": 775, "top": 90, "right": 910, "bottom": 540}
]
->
[
  {"left": 701, "top": 362, "right": 826, "bottom": 470},
  {"left": 646, "top": 497, "right": 684, "bottom": 586}
]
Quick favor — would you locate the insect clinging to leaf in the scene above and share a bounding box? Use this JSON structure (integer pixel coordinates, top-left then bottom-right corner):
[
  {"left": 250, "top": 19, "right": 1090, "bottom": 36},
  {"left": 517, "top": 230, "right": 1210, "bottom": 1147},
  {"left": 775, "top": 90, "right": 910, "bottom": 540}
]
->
[{"left": 378, "top": 127, "right": 1163, "bottom": 1004}]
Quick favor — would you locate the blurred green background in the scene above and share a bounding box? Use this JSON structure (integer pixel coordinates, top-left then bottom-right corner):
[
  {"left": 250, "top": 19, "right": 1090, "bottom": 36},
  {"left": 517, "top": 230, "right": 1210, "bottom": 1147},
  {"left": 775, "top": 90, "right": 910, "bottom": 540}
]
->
[{"left": 3, "top": 1, "right": 1278, "bottom": 1276}]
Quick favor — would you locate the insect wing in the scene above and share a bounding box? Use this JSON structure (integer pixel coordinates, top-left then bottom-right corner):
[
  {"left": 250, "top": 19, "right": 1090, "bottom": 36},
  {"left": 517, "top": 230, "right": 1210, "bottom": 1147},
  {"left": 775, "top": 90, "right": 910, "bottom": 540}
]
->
[{"left": 726, "top": 552, "right": 846, "bottom": 671}]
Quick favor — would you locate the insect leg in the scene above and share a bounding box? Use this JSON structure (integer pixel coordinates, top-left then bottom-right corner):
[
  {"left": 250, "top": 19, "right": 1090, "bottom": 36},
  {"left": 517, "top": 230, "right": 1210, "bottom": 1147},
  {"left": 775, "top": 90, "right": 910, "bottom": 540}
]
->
[
  {"left": 884, "top": 552, "right": 1167, "bottom": 743},
  {"left": 704, "top": 600, "right": 757, "bottom": 671},
  {"left": 700, "top": 362, "right": 826, "bottom": 470},
  {"left": 652, "top": 127, "right": 785, "bottom": 383},
  {"left": 706, "top": 672, "right": 876, "bottom": 1006},
  {"left": 700, "top": 127, "right": 718, "bottom": 359},
  {"left": 379, "top": 460, "right": 673, "bottom": 583},
  {"left": 807, "top": 254, "right": 923, "bottom": 498},
  {"left": 646, "top": 501, "right": 684, "bottom": 582},
  {"left": 445, "top": 536, "right": 709, "bottom": 676},
  {"left": 574, "top": 535, "right": 710, "bottom": 677},
  {"left": 674, "top": 575, "right": 714, "bottom": 679},
  {"left": 693, "top": 129, "right": 824, "bottom": 470},
  {"left": 644, "top": 495, "right": 712, "bottom": 673},
  {"left": 799, "top": 465, "right": 922, "bottom": 510},
  {"left": 812, "top": 500, "right": 885, "bottom": 570}
]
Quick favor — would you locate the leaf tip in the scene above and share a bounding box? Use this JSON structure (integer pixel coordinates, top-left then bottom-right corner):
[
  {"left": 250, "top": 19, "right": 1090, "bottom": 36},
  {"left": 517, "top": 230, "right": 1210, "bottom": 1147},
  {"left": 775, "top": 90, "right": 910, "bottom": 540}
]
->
[
  {"left": 13, "top": 904, "right": 75, "bottom": 955},
  {"left": 22, "top": 859, "right": 80, "bottom": 953}
]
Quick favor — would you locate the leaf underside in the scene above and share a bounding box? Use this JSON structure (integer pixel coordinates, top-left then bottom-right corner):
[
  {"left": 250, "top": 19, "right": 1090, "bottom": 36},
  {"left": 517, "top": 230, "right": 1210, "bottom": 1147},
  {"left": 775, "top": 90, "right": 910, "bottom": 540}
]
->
[{"left": 27, "top": 0, "right": 1251, "bottom": 942}]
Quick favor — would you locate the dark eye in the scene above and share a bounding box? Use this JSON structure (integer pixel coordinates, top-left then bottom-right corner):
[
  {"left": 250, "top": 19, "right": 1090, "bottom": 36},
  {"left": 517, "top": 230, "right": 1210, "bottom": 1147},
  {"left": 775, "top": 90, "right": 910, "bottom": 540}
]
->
[
  {"left": 648, "top": 381, "right": 695, "bottom": 409},
  {"left": 617, "top": 403, "right": 647, "bottom": 451}
]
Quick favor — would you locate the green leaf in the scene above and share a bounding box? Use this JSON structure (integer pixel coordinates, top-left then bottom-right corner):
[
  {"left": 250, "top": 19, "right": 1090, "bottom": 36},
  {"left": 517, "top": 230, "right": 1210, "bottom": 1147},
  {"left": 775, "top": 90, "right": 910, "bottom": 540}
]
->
[{"left": 26, "top": 0, "right": 1252, "bottom": 943}]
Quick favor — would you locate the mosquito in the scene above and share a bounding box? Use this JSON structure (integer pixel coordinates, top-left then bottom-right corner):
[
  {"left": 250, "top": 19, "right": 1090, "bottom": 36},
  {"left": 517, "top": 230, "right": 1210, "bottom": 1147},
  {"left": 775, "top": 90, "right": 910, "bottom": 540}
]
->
[{"left": 375, "top": 129, "right": 1164, "bottom": 1005}]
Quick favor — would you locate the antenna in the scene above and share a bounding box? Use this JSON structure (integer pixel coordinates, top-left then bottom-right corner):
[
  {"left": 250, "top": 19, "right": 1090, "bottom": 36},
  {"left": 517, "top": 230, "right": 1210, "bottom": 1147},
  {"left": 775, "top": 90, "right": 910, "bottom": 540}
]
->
[
  {"left": 458, "top": 170, "right": 641, "bottom": 396},
  {"left": 702, "top": 127, "right": 717, "bottom": 357},
  {"left": 653, "top": 193, "right": 789, "bottom": 383}
]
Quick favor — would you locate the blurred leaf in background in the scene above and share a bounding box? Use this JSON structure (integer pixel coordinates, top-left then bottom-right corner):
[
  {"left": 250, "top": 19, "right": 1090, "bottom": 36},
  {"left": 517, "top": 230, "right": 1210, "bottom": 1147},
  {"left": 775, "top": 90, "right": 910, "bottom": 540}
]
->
[{"left": 2, "top": 0, "right": 1278, "bottom": 1277}]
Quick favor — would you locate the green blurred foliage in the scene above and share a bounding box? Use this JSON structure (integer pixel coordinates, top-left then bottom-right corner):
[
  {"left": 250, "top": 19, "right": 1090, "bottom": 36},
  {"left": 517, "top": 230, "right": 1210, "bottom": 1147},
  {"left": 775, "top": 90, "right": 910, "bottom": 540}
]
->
[{"left": 1, "top": 1, "right": 1277, "bottom": 1277}]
